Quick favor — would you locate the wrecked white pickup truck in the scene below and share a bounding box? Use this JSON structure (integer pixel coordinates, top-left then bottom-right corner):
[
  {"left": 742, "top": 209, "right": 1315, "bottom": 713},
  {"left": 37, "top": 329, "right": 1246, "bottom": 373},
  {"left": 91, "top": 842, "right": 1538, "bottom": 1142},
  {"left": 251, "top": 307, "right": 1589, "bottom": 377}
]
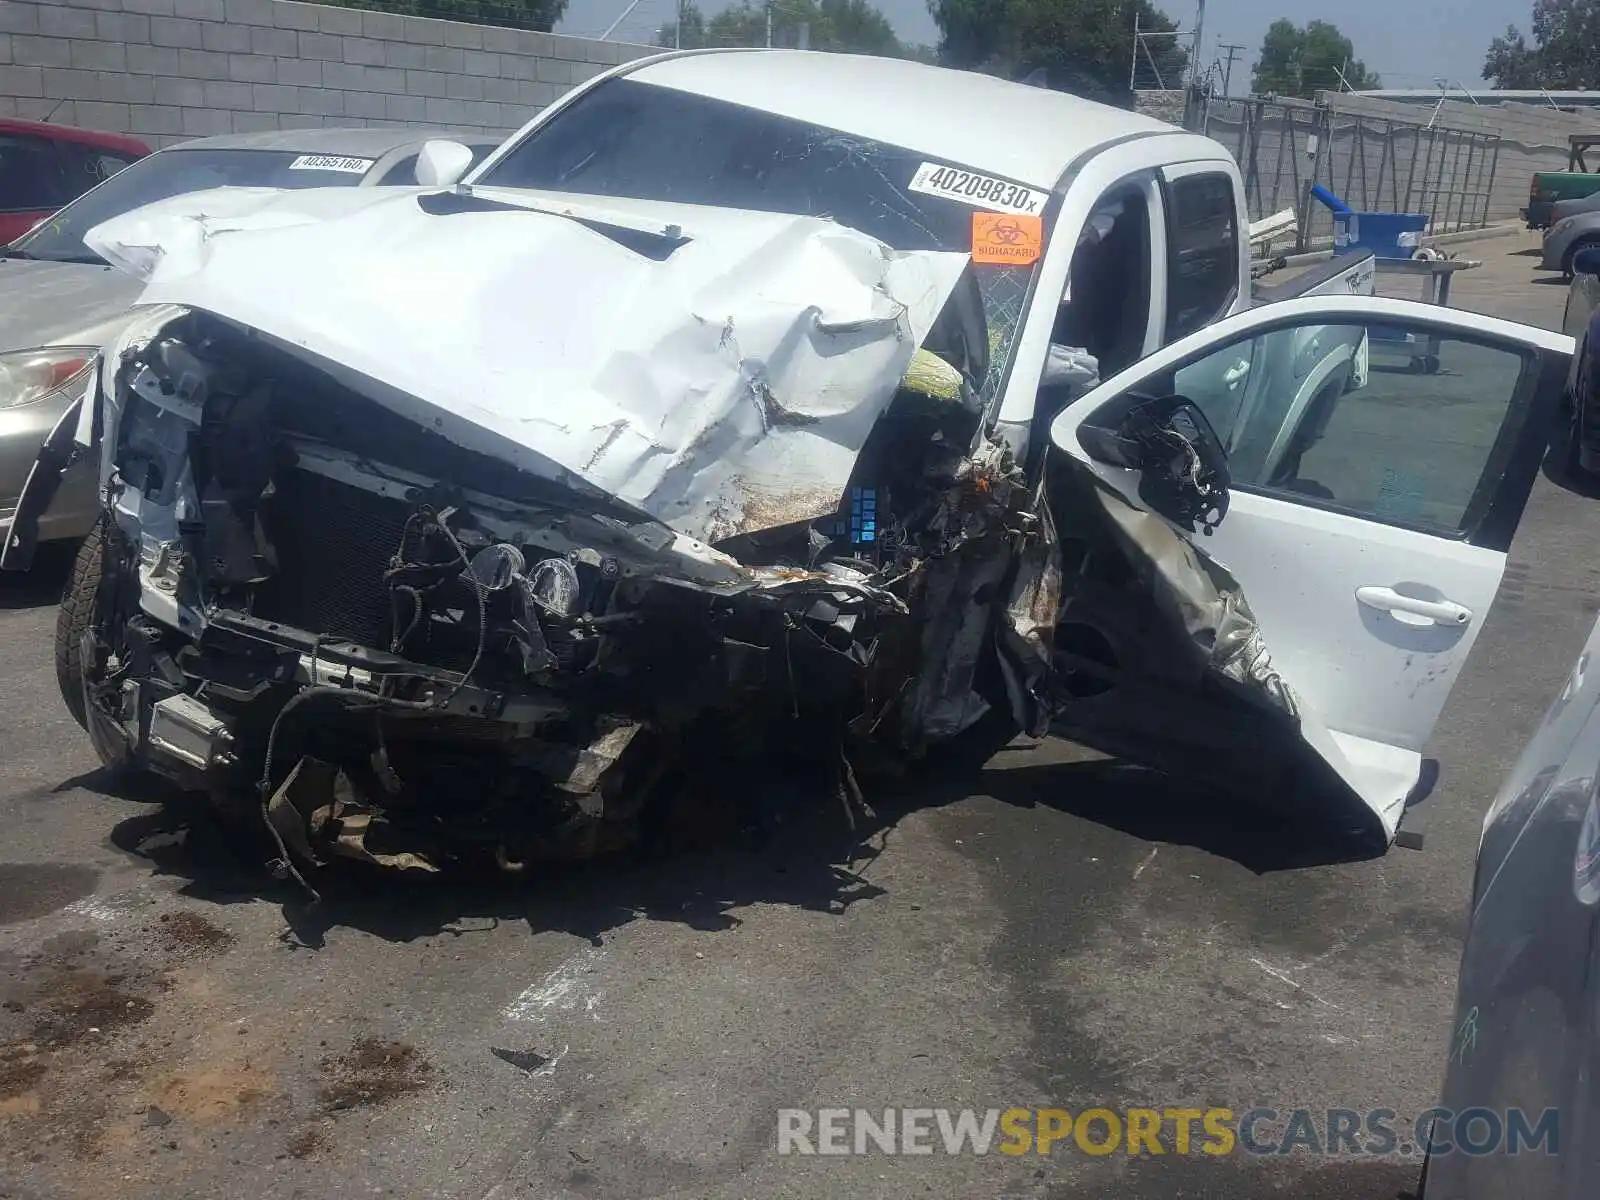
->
[{"left": 1, "top": 50, "right": 1574, "bottom": 879}]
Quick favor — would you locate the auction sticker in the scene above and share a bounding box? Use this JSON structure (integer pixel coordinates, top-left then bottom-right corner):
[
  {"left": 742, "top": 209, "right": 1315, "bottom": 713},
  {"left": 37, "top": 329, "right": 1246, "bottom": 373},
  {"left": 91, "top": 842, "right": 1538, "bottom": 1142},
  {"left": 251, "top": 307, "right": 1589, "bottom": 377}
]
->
[
  {"left": 907, "top": 162, "right": 1048, "bottom": 216},
  {"left": 287, "top": 155, "right": 375, "bottom": 174},
  {"left": 971, "top": 211, "right": 1042, "bottom": 265}
]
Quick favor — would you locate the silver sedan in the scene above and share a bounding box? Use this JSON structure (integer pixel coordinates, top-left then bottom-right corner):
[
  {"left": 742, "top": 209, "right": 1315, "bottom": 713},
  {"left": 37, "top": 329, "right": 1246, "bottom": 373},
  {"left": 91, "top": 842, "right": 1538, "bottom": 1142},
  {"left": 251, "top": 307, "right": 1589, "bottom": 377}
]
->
[
  {"left": 0, "top": 126, "right": 499, "bottom": 557},
  {"left": 1540, "top": 207, "right": 1600, "bottom": 279}
]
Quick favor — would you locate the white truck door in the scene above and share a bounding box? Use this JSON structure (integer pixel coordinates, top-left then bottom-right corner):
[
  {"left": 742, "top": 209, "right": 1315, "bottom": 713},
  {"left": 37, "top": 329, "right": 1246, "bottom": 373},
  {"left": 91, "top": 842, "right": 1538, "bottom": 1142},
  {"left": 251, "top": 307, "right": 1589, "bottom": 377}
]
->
[{"left": 1050, "top": 294, "right": 1572, "bottom": 837}]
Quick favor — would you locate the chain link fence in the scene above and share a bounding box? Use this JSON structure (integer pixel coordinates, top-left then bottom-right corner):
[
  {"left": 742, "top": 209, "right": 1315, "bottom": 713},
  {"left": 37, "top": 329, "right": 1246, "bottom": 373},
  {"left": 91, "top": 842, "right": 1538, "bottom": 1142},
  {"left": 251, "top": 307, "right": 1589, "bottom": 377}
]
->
[{"left": 1193, "top": 95, "right": 1502, "bottom": 252}]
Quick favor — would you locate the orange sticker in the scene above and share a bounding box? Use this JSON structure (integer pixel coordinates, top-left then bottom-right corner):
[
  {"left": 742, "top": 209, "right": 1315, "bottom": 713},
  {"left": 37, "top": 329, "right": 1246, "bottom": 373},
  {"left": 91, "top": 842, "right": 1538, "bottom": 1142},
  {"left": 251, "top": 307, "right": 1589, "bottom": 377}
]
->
[{"left": 972, "top": 211, "right": 1042, "bottom": 265}]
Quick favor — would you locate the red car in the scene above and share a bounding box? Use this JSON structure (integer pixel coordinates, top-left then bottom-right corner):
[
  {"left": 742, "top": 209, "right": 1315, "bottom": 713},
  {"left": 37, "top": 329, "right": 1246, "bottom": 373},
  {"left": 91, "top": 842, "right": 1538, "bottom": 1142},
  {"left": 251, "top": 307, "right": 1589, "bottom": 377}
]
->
[{"left": 0, "top": 118, "right": 148, "bottom": 244}]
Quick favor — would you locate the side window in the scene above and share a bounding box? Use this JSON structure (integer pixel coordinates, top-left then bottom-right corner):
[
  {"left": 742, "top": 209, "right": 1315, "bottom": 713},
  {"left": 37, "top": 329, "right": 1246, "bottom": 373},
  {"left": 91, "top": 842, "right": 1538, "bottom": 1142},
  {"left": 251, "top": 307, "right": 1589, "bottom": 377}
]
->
[
  {"left": 1172, "top": 321, "right": 1533, "bottom": 536},
  {"left": 1050, "top": 183, "right": 1154, "bottom": 383},
  {"left": 0, "top": 135, "right": 71, "bottom": 212},
  {"left": 377, "top": 153, "right": 421, "bottom": 185},
  {"left": 1162, "top": 171, "right": 1239, "bottom": 343}
]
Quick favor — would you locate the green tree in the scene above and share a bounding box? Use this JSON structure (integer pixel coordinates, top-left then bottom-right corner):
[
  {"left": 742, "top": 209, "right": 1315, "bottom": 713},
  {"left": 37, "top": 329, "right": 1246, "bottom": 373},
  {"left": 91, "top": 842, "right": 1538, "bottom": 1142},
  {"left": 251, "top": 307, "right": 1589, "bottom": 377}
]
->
[
  {"left": 322, "top": 0, "right": 567, "bottom": 33},
  {"left": 658, "top": 0, "right": 907, "bottom": 54},
  {"left": 928, "top": 0, "right": 1186, "bottom": 103},
  {"left": 1250, "top": 19, "right": 1379, "bottom": 98},
  {"left": 1484, "top": 0, "right": 1600, "bottom": 89}
]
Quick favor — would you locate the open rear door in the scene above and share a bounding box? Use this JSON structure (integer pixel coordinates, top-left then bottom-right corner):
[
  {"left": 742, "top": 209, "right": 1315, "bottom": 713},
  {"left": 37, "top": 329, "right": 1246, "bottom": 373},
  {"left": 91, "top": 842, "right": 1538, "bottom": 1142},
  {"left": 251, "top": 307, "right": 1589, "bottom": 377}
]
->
[{"left": 1047, "top": 294, "right": 1572, "bottom": 840}]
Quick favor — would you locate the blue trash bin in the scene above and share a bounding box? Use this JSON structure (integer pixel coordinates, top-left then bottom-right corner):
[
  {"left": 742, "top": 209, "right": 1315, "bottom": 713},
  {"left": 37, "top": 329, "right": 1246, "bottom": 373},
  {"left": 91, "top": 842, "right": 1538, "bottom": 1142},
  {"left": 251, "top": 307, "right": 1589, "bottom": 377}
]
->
[
  {"left": 1333, "top": 211, "right": 1429, "bottom": 260},
  {"left": 1333, "top": 211, "right": 1434, "bottom": 361}
]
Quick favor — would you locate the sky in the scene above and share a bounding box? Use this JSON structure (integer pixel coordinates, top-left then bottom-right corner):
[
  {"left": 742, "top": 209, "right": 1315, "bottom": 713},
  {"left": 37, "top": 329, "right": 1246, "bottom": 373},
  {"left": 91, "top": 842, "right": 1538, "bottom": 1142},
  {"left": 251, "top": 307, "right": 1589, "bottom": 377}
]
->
[{"left": 555, "top": 0, "right": 1531, "bottom": 97}]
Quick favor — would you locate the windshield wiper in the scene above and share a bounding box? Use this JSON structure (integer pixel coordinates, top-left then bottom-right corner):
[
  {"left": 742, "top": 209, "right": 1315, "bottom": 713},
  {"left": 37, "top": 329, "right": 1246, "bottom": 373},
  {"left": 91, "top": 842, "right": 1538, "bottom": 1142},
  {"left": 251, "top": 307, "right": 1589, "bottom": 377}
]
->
[{"left": 416, "top": 191, "right": 688, "bottom": 261}]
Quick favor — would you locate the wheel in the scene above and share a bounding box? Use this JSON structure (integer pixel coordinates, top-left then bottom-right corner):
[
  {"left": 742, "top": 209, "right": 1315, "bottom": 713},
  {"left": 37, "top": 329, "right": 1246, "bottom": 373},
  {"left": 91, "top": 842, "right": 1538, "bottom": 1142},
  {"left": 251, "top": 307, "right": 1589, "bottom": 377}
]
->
[
  {"left": 54, "top": 514, "right": 107, "bottom": 730},
  {"left": 1562, "top": 237, "right": 1600, "bottom": 282}
]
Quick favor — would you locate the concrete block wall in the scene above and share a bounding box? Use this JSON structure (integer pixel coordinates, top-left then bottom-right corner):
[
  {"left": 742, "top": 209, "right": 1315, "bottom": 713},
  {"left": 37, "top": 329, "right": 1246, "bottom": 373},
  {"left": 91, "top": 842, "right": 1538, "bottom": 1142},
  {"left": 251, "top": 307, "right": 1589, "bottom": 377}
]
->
[
  {"left": 1322, "top": 92, "right": 1600, "bottom": 225},
  {"left": 0, "top": 0, "right": 654, "bottom": 147}
]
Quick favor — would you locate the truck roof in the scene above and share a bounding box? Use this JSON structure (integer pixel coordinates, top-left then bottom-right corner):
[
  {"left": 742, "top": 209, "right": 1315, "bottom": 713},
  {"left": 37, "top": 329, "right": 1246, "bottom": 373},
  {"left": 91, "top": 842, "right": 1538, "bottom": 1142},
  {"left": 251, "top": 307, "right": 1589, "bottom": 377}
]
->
[
  {"left": 625, "top": 49, "right": 1176, "bottom": 191},
  {"left": 0, "top": 117, "right": 149, "bottom": 157}
]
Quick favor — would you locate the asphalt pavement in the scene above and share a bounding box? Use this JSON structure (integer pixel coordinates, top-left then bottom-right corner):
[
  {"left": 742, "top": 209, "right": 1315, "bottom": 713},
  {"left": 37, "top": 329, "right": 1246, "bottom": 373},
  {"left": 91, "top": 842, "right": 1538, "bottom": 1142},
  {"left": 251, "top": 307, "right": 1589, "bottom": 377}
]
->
[{"left": 0, "top": 232, "right": 1593, "bottom": 1200}]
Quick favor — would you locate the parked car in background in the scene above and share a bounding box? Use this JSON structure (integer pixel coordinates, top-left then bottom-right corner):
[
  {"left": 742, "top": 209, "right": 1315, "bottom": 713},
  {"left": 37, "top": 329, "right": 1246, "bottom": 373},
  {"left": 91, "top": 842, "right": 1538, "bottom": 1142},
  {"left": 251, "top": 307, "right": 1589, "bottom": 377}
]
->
[
  {"left": 1547, "top": 191, "right": 1600, "bottom": 227},
  {"left": 1541, "top": 207, "right": 1600, "bottom": 279},
  {"left": 1559, "top": 245, "right": 1600, "bottom": 475},
  {"left": 1423, "top": 602, "right": 1600, "bottom": 1198},
  {"left": 0, "top": 126, "right": 501, "bottom": 555},
  {"left": 0, "top": 119, "right": 148, "bottom": 244},
  {"left": 1524, "top": 133, "right": 1600, "bottom": 230}
]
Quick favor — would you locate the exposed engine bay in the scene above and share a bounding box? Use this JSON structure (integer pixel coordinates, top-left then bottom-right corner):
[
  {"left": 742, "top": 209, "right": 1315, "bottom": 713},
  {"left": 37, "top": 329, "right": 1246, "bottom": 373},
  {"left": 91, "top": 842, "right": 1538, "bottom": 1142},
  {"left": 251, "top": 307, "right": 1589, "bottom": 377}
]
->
[{"left": 76, "top": 305, "right": 1062, "bottom": 882}]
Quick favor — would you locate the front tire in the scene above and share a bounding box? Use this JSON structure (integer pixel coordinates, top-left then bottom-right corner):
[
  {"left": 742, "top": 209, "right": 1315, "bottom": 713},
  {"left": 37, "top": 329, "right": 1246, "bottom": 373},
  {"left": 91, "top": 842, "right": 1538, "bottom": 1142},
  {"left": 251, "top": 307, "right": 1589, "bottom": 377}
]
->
[
  {"left": 54, "top": 515, "right": 107, "bottom": 730},
  {"left": 1563, "top": 237, "right": 1600, "bottom": 282}
]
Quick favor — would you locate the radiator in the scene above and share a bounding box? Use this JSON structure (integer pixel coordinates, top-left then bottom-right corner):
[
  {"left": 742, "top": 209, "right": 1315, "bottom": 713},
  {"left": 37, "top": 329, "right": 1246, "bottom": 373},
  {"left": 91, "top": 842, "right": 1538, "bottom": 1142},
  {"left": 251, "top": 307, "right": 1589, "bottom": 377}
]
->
[{"left": 251, "top": 468, "right": 410, "bottom": 649}]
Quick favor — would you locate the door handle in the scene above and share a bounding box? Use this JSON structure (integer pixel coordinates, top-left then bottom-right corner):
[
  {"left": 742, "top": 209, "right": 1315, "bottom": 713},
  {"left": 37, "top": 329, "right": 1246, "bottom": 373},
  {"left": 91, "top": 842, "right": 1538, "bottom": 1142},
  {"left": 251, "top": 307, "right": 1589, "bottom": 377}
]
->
[
  {"left": 1356, "top": 586, "right": 1473, "bottom": 627},
  {"left": 1223, "top": 360, "right": 1250, "bottom": 386}
]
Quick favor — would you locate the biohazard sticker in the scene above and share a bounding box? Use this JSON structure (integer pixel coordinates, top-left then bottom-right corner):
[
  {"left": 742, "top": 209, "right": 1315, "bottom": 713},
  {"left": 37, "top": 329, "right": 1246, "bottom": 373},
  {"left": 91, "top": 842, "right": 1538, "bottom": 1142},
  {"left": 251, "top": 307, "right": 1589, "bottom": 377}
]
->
[
  {"left": 971, "top": 212, "right": 1043, "bottom": 265},
  {"left": 907, "top": 162, "right": 1048, "bottom": 216}
]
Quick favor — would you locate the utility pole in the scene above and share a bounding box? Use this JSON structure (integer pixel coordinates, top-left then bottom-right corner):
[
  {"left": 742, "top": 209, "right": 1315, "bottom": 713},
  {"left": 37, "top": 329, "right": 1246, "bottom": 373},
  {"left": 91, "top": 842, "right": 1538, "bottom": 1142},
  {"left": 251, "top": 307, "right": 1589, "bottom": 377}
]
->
[
  {"left": 1218, "top": 42, "right": 1243, "bottom": 97},
  {"left": 1129, "top": 11, "right": 1140, "bottom": 92},
  {"left": 765, "top": 0, "right": 772, "bottom": 46},
  {"left": 1191, "top": 0, "right": 1206, "bottom": 85},
  {"left": 600, "top": 0, "right": 643, "bottom": 40}
]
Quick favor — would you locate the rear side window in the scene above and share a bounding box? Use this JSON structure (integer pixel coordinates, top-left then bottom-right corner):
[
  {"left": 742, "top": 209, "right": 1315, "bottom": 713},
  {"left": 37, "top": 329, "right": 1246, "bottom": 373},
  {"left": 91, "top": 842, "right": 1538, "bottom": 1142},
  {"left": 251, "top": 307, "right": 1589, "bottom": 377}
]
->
[
  {"left": 376, "top": 152, "right": 421, "bottom": 185},
  {"left": 0, "top": 134, "right": 72, "bottom": 212},
  {"left": 1163, "top": 171, "right": 1239, "bottom": 342}
]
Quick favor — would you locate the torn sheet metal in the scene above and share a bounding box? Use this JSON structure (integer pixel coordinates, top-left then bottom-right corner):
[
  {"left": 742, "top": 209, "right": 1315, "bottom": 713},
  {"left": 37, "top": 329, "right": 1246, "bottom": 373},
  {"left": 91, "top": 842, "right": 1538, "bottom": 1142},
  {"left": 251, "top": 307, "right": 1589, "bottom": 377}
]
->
[
  {"left": 1085, "top": 482, "right": 1401, "bottom": 834},
  {"left": 1091, "top": 484, "right": 1299, "bottom": 718},
  {"left": 268, "top": 755, "right": 442, "bottom": 873},
  {"left": 86, "top": 187, "right": 969, "bottom": 546}
]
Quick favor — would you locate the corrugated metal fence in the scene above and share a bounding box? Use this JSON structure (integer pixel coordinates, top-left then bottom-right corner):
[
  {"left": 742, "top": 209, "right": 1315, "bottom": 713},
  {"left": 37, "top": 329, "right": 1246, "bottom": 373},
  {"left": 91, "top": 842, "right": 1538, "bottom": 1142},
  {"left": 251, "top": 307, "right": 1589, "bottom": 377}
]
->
[{"left": 1194, "top": 95, "right": 1502, "bottom": 251}]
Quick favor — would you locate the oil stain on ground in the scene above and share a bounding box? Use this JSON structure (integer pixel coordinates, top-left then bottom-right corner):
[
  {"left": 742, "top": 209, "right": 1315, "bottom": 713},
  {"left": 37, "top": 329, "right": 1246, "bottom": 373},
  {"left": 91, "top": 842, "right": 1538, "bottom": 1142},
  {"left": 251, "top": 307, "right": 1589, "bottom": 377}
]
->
[
  {"left": 286, "top": 1124, "right": 329, "bottom": 1159},
  {"left": 0, "top": 898, "right": 262, "bottom": 1182},
  {"left": 154, "top": 911, "right": 235, "bottom": 957},
  {"left": 317, "top": 1038, "right": 433, "bottom": 1113},
  {"left": 0, "top": 864, "right": 98, "bottom": 927}
]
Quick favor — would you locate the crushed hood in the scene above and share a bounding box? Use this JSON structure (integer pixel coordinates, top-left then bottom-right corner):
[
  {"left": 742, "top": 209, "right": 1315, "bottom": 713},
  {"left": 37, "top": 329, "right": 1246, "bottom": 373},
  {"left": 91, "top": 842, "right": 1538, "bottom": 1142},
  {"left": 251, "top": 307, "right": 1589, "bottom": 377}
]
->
[{"left": 85, "top": 186, "right": 969, "bottom": 546}]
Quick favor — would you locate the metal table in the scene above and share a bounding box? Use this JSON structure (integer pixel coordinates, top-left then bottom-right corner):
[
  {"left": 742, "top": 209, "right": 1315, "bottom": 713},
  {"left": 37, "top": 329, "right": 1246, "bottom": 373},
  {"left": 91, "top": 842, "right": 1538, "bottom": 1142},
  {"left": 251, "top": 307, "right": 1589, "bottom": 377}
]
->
[{"left": 1372, "top": 257, "right": 1483, "bottom": 373}]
